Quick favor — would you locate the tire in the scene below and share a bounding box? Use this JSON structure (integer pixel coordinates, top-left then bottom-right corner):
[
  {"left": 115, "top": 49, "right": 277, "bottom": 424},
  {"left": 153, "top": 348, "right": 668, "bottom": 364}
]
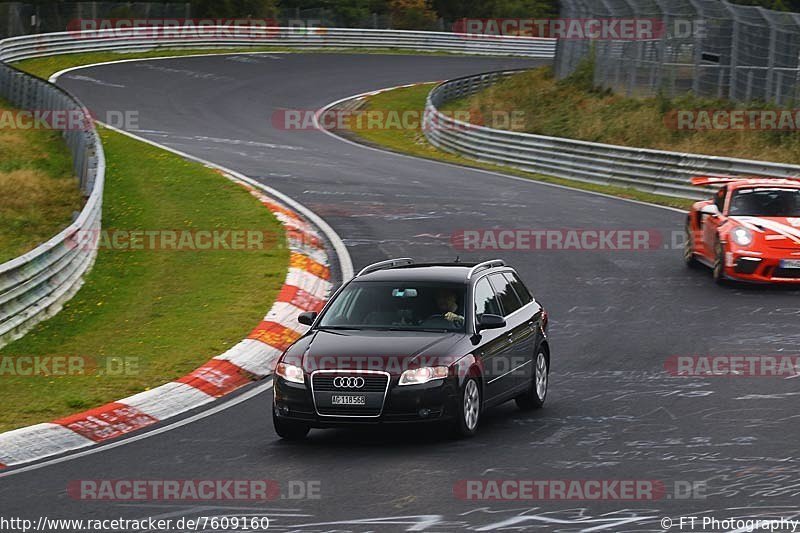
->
[
  {"left": 712, "top": 239, "right": 727, "bottom": 285},
  {"left": 684, "top": 222, "right": 700, "bottom": 268},
  {"left": 273, "top": 411, "right": 310, "bottom": 440},
  {"left": 452, "top": 377, "right": 481, "bottom": 438},
  {"left": 516, "top": 346, "right": 549, "bottom": 410}
]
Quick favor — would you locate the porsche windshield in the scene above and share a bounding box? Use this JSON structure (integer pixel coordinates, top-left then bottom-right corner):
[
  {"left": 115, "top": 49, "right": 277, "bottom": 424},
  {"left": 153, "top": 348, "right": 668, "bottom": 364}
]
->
[
  {"left": 729, "top": 188, "right": 800, "bottom": 217},
  {"left": 318, "top": 281, "right": 468, "bottom": 332}
]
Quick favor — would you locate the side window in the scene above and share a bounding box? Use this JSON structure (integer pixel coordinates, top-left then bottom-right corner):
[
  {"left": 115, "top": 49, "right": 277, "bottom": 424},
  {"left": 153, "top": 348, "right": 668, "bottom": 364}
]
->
[
  {"left": 474, "top": 278, "right": 502, "bottom": 318},
  {"left": 504, "top": 272, "right": 533, "bottom": 305},
  {"left": 714, "top": 186, "right": 727, "bottom": 212},
  {"left": 489, "top": 273, "right": 523, "bottom": 317}
]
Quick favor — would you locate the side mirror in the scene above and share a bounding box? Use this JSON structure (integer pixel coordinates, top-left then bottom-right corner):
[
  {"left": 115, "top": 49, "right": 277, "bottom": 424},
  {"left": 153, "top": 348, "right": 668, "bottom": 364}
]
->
[
  {"left": 298, "top": 311, "right": 318, "bottom": 326},
  {"left": 700, "top": 204, "right": 720, "bottom": 217},
  {"left": 477, "top": 314, "right": 506, "bottom": 331}
]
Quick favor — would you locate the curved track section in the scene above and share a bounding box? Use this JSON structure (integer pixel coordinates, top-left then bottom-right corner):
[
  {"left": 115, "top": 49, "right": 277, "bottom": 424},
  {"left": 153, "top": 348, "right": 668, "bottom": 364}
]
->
[{"left": 1, "top": 53, "right": 799, "bottom": 531}]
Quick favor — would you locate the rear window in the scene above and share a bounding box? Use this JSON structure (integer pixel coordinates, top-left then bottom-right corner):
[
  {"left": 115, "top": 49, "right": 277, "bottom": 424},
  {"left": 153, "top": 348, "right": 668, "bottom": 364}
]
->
[
  {"left": 489, "top": 273, "right": 523, "bottom": 317},
  {"left": 504, "top": 272, "right": 533, "bottom": 304}
]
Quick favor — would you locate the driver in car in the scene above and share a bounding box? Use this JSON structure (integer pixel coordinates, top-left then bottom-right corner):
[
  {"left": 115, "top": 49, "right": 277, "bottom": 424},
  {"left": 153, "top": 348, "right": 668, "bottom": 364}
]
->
[{"left": 435, "top": 289, "right": 465, "bottom": 327}]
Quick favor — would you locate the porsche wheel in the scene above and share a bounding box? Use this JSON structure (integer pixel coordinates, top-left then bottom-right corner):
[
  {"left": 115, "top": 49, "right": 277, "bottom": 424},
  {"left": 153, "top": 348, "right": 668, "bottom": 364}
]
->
[
  {"left": 712, "top": 240, "right": 727, "bottom": 285},
  {"left": 684, "top": 223, "right": 700, "bottom": 268}
]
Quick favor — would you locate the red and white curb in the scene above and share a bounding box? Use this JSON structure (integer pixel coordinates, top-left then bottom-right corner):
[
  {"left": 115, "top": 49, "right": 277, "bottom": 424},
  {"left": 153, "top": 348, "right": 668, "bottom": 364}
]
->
[{"left": 0, "top": 176, "right": 334, "bottom": 469}]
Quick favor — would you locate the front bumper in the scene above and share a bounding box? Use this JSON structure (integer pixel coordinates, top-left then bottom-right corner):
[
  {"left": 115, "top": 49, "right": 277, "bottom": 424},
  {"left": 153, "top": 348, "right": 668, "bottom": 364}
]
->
[
  {"left": 273, "top": 373, "right": 461, "bottom": 428},
  {"left": 724, "top": 249, "right": 800, "bottom": 283}
]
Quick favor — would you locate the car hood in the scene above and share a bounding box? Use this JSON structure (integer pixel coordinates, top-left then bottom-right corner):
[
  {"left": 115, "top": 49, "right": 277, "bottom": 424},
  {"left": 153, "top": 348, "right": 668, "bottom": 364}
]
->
[
  {"left": 732, "top": 216, "right": 800, "bottom": 249},
  {"left": 296, "top": 329, "right": 465, "bottom": 374}
]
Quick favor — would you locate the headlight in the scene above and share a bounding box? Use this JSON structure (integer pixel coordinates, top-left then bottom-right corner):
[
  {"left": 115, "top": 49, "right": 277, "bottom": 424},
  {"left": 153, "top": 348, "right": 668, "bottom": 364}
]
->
[
  {"left": 276, "top": 362, "right": 304, "bottom": 384},
  {"left": 731, "top": 227, "right": 753, "bottom": 247},
  {"left": 398, "top": 366, "right": 449, "bottom": 386}
]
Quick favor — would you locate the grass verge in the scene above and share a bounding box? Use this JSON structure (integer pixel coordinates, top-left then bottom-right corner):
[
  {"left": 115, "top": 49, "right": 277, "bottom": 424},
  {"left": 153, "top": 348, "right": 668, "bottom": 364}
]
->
[
  {"left": 0, "top": 126, "right": 288, "bottom": 432},
  {"left": 441, "top": 66, "right": 800, "bottom": 165},
  {"left": 344, "top": 83, "right": 694, "bottom": 210},
  {"left": 0, "top": 99, "right": 82, "bottom": 263}
]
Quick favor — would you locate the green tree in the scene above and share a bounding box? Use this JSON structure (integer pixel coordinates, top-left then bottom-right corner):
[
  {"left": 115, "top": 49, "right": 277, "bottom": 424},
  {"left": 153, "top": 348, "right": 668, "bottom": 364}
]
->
[
  {"left": 389, "top": 0, "right": 438, "bottom": 29},
  {"left": 191, "top": 0, "right": 278, "bottom": 18}
]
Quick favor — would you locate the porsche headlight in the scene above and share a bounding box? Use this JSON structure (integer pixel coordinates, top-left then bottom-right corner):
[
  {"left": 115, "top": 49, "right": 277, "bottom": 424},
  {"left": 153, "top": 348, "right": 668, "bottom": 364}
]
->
[
  {"left": 731, "top": 227, "right": 753, "bottom": 247},
  {"left": 398, "top": 366, "right": 449, "bottom": 386},
  {"left": 276, "top": 362, "right": 304, "bottom": 384}
]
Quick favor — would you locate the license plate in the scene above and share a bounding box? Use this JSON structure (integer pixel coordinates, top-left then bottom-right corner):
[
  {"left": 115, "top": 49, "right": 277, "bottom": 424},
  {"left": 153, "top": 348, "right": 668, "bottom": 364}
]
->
[
  {"left": 331, "top": 395, "right": 366, "bottom": 406},
  {"left": 780, "top": 259, "right": 800, "bottom": 269}
]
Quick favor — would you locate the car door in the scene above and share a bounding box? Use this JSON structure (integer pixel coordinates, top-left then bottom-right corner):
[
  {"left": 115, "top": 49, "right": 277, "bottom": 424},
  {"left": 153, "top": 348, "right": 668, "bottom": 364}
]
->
[
  {"left": 702, "top": 186, "right": 728, "bottom": 260},
  {"left": 488, "top": 273, "right": 534, "bottom": 395},
  {"left": 504, "top": 271, "right": 543, "bottom": 384},
  {"left": 472, "top": 276, "right": 513, "bottom": 404}
]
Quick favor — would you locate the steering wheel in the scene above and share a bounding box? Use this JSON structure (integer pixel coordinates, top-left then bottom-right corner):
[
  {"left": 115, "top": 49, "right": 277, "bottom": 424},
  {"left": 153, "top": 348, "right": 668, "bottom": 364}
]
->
[{"left": 421, "top": 313, "right": 463, "bottom": 328}]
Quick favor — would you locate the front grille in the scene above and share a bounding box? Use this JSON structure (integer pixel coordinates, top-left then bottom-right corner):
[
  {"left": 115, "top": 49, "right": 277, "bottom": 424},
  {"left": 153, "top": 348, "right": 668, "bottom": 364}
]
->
[
  {"left": 773, "top": 268, "right": 800, "bottom": 279},
  {"left": 735, "top": 258, "right": 761, "bottom": 275},
  {"left": 312, "top": 373, "right": 389, "bottom": 392},
  {"left": 311, "top": 372, "right": 390, "bottom": 417},
  {"left": 315, "top": 406, "right": 384, "bottom": 416}
]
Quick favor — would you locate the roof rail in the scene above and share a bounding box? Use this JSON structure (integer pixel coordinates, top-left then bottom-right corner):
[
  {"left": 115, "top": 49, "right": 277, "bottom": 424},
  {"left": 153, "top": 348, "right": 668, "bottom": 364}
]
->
[
  {"left": 467, "top": 259, "right": 505, "bottom": 279},
  {"left": 356, "top": 258, "right": 415, "bottom": 277}
]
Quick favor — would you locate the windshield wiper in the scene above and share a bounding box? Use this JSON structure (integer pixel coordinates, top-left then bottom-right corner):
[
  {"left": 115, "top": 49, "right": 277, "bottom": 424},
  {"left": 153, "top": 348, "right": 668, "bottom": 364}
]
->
[
  {"left": 372, "top": 327, "right": 452, "bottom": 333},
  {"left": 317, "top": 326, "right": 361, "bottom": 331}
]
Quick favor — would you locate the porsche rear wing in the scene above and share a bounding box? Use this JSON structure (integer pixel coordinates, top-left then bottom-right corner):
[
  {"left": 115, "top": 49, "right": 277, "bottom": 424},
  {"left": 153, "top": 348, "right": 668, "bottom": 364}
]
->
[{"left": 691, "top": 175, "right": 800, "bottom": 187}]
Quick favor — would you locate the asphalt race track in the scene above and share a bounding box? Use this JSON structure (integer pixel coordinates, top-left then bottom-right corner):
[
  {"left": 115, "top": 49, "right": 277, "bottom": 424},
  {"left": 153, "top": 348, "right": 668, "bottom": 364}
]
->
[{"left": 2, "top": 53, "right": 799, "bottom": 531}]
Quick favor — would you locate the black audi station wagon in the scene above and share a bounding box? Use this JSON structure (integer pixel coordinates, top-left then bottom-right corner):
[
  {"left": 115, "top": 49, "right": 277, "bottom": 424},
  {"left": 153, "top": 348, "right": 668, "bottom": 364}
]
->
[{"left": 272, "top": 258, "right": 550, "bottom": 439}]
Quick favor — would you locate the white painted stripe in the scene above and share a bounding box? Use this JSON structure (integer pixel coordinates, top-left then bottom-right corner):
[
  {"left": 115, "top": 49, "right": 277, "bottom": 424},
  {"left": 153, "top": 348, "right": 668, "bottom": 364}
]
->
[
  {"left": 738, "top": 216, "right": 800, "bottom": 243},
  {"left": 282, "top": 218, "right": 322, "bottom": 240},
  {"left": 289, "top": 243, "right": 328, "bottom": 265},
  {"left": 214, "top": 339, "right": 283, "bottom": 376},
  {"left": 266, "top": 301, "right": 309, "bottom": 328},
  {"left": 47, "top": 52, "right": 302, "bottom": 84},
  {"left": 285, "top": 268, "right": 333, "bottom": 298},
  {"left": 0, "top": 423, "right": 95, "bottom": 466},
  {"left": 0, "top": 380, "right": 273, "bottom": 478},
  {"left": 119, "top": 382, "right": 215, "bottom": 420},
  {"left": 274, "top": 212, "right": 317, "bottom": 235}
]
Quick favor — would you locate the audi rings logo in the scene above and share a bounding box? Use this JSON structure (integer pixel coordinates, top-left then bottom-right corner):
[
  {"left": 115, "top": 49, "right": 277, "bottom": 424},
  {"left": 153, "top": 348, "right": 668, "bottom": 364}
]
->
[{"left": 333, "top": 376, "right": 365, "bottom": 389}]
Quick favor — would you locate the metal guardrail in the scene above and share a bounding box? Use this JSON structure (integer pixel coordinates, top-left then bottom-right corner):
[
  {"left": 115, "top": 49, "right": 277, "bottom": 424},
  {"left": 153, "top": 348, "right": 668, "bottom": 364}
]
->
[
  {"left": 423, "top": 70, "right": 800, "bottom": 201},
  {"left": 0, "top": 61, "right": 104, "bottom": 347},
  {"left": 0, "top": 27, "right": 556, "bottom": 62},
  {"left": 0, "top": 29, "right": 553, "bottom": 348}
]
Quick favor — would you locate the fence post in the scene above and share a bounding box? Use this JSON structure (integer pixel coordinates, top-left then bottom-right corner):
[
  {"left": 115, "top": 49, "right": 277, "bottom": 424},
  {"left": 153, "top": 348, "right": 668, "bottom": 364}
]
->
[{"left": 726, "top": 2, "right": 740, "bottom": 100}]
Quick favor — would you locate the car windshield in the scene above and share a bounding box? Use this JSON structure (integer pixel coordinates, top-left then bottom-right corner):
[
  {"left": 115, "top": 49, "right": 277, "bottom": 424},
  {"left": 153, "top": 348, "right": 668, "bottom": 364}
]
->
[
  {"left": 729, "top": 188, "right": 800, "bottom": 217},
  {"left": 318, "top": 281, "right": 467, "bottom": 332}
]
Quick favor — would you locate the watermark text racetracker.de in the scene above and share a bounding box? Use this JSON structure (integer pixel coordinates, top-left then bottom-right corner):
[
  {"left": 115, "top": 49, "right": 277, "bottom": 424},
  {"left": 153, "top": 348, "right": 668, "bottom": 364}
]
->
[
  {"left": 277, "top": 108, "right": 526, "bottom": 131},
  {"left": 68, "top": 478, "right": 320, "bottom": 501},
  {"left": 67, "top": 17, "right": 328, "bottom": 39},
  {"left": 665, "top": 355, "right": 800, "bottom": 377},
  {"left": 0, "top": 355, "right": 139, "bottom": 377},
  {"left": 665, "top": 109, "right": 800, "bottom": 131},
  {"left": 452, "top": 229, "right": 686, "bottom": 251},
  {"left": 452, "top": 17, "right": 706, "bottom": 40},
  {"left": 0, "top": 109, "right": 138, "bottom": 131},
  {"left": 66, "top": 229, "right": 281, "bottom": 252},
  {"left": 454, "top": 479, "right": 706, "bottom": 500}
]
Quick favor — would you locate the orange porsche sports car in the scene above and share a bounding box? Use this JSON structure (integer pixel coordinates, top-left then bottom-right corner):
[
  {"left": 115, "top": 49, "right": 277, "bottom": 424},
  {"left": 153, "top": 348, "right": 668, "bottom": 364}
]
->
[{"left": 685, "top": 176, "right": 800, "bottom": 284}]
